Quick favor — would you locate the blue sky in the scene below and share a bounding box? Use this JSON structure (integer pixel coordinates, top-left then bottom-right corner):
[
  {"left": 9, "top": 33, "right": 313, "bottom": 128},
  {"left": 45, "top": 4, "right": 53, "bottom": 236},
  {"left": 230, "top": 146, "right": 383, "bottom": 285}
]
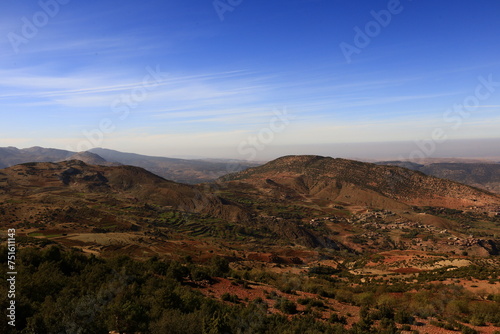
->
[{"left": 1, "top": 0, "right": 500, "bottom": 160}]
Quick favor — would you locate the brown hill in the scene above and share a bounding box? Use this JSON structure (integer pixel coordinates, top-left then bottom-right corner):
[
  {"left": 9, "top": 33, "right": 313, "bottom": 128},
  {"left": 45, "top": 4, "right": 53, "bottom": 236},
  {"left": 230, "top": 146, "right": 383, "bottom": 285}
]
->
[
  {"left": 0, "top": 160, "right": 247, "bottom": 223},
  {"left": 420, "top": 163, "right": 500, "bottom": 194},
  {"left": 0, "top": 160, "right": 347, "bottom": 251},
  {"left": 377, "top": 161, "right": 500, "bottom": 194},
  {"left": 220, "top": 155, "right": 500, "bottom": 210}
]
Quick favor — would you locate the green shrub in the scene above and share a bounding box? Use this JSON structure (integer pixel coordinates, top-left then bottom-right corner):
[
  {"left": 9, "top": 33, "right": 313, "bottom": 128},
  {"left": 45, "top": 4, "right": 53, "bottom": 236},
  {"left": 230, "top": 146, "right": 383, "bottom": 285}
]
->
[
  {"left": 297, "top": 298, "right": 309, "bottom": 305},
  {"left": 210, "top": 256, "right": 230, "bottom": 276},
  {"left": 395, "top": 309, "right": 415, "bottom": 324},
  {"left": 275, "top": 298, "right": 297, "bottom": 314}
]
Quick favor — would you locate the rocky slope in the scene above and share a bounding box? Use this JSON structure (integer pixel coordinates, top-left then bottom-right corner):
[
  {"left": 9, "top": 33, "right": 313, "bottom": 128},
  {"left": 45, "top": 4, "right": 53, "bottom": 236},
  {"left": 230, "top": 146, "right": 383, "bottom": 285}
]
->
[
  {"left": 220, "top": 155, "right": 500, "bottom": 210},
  {"left": 0, "top": 160, "right": 247, "bottom": 223},
  {"left": 377, "top": 161, "right": 500, "bottom": 194}
]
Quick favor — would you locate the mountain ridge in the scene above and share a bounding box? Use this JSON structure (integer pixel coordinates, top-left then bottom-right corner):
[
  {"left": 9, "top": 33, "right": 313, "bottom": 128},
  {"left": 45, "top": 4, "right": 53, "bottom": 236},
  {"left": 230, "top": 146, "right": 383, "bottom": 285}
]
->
[
  {"left": 0, "top": 146, "right": 258, "bottom": 184},
  {"left": 219, "top": 155, "right": 499, "bottom": 210}
]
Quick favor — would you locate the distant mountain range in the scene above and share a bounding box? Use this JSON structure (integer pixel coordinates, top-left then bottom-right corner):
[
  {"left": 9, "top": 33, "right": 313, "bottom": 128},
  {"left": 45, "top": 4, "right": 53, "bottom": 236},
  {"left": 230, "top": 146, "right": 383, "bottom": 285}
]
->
[
  {"left": 0, "top": 146, "right": 258, "bottom": 184},
  {"left": 0, "top": 146, "right": 71, "bottom": 168},
  {"left": 376, "top": 160, "right": 500, "bottom": 194},
  {"left": 88, "top": 148, "right": 259, "bottom": 184}
]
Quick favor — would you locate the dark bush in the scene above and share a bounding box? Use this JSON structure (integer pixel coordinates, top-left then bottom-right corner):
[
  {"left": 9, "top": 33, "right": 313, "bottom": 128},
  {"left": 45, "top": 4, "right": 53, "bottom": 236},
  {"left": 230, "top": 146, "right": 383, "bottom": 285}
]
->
[{"left": 275, "top": 298, "right": 297, "bottom": 314}]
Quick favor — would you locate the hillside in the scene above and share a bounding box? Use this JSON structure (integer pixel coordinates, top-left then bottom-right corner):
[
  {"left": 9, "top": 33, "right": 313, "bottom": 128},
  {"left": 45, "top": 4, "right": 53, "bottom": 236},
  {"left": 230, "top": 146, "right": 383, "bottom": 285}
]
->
[
  {"left": 221, "top": 155, "right": 500, "bottom": 210},
  {"left": 377, "top": 161, "right": 500, "bottom": 194},
  {"left": 420, "top": 163, "right": 500, "bottom": 194},
  {"left": 0, "top": 160, "right": 348, "bottom": 254},
  {"left": 214, "top": 155, "right": 500, "bottom": 256},
  {"left": 0, "top": 160, "right": 247, "bottom": 226}
]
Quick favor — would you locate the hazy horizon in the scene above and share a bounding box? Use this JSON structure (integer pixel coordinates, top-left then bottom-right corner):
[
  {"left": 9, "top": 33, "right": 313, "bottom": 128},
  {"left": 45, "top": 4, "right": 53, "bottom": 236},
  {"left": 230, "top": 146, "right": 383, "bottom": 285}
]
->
[{"left": 5, "top": 137, "right": 500, "bottom": 163}]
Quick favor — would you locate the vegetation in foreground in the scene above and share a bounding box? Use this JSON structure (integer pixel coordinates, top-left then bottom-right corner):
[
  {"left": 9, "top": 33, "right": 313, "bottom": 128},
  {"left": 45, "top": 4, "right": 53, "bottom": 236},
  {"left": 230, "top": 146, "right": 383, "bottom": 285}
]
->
[{"left": 1, "top": 245, "right": 499, "bottom": 334}]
